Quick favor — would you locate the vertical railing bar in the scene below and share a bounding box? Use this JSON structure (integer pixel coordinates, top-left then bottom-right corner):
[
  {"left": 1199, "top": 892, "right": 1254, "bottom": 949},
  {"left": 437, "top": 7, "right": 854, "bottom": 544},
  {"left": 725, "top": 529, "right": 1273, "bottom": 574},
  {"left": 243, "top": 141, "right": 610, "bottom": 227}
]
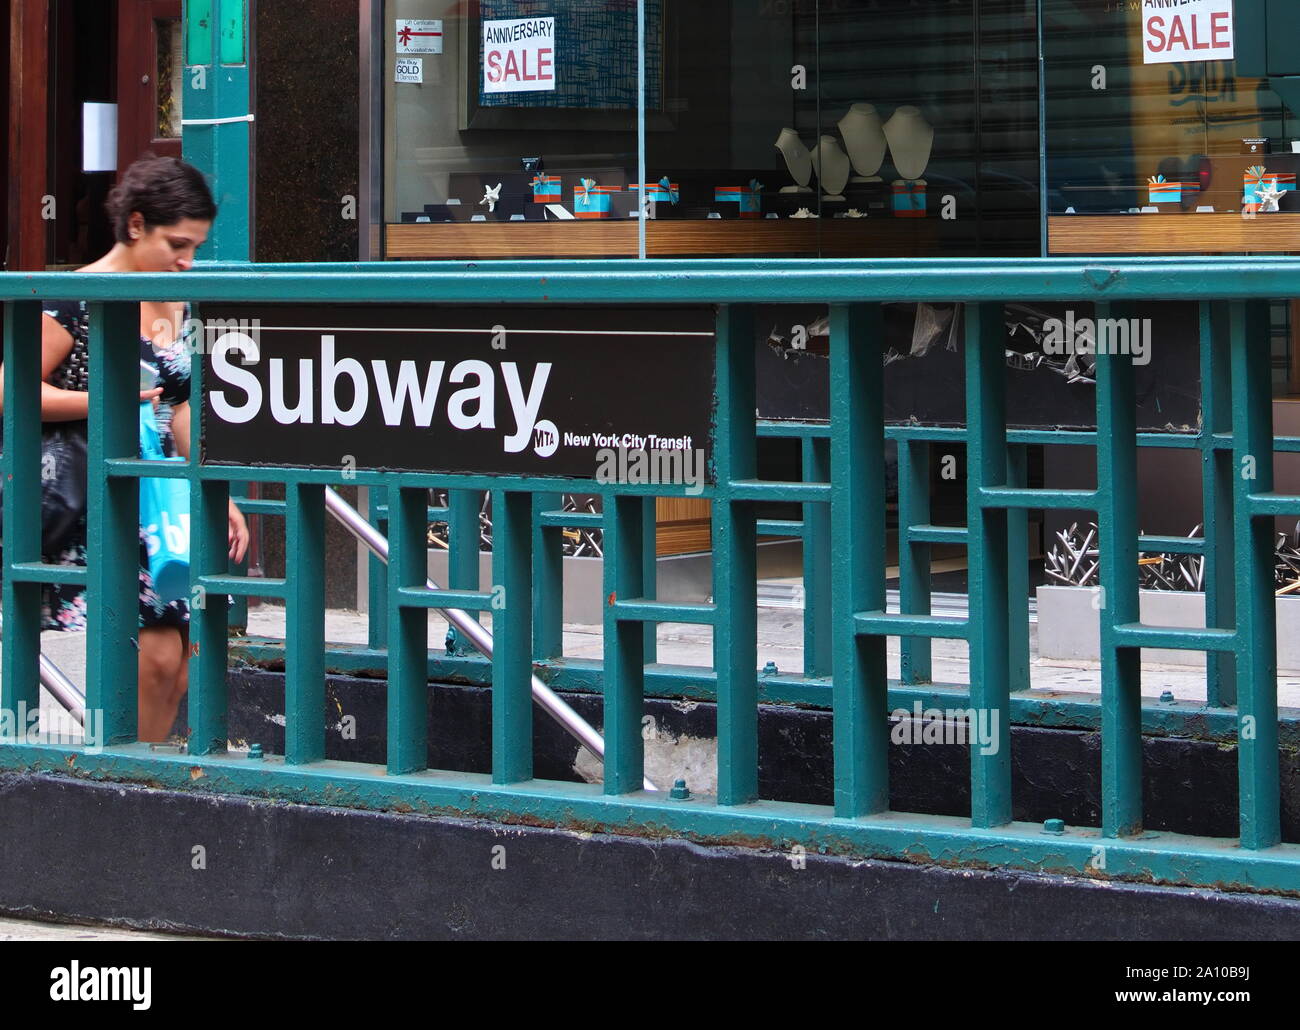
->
[
  {"left": 449, "top": 488, "right": 483, "bottom": 624},
  {"left": 1006, "top": 443, "right": 1031, "bottom": 694},
  {"left": 491, "top": 488, "right": 533, "bottom": 784},
  {"left": 801, "top": 436, "right": 832, "bottom": 677},
  {"left": 1, "top": 302, "right": 45, "bottom": 722},
  {"left": 363, "top": 487, "right": 390, "bottom": 652},
  {"left": 1095, "top": 301, "right": 1143, "bottom": 838},
  {"left": 1202, "top": 301, "right": 1235, "bottom": 708},
  {"left": 187, "top": 300, "right": 231, "bottom": 755},
  {"left": 284, "top": 483, "right": 326, "bottom": 765},
  {"left": 829, "top": 303, "right": 889, "bottom": 818},
  {"left": 1230, "top": 299, "right": 1281, "bottom": 850},
  {"left": 602, "top": 494, "right": 646, "bottom": 794},
  {"left": 386, "top": 484, "right": 429, "bottom": 775},
  {"left": 964, "top": 302, "right": 1012, "bottom": 828},
  {"left": 897, "top": 437, "right": 933, "bottom": 686},
  {"left": 641, "top": 496, "right": 657, "bottom": 663},
  {"left": 86, "top": 302, "right": 144, "bottom": 745},
  {"left": 532, "top": 491, "right": 564, "bottom": 661},
  {"left": 713, "top": 304, "right": 759, "bottom": 806}
]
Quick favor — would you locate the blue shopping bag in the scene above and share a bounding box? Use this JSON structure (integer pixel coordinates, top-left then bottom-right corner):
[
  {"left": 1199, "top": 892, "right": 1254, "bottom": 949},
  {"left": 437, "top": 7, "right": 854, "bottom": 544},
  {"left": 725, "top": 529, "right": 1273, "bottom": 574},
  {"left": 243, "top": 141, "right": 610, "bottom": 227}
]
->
[{"left": 139, "top": 402, "right": 190, "bottom": 604}]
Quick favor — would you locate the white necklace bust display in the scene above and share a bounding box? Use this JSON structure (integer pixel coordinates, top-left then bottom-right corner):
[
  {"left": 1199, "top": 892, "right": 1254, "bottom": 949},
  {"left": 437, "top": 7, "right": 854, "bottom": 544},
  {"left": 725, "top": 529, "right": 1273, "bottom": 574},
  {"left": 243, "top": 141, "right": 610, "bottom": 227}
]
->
[
  {"left": 810, "top": 135, "right": 851, "bottom": 201},
  {"left": 883, "top": 106, "right": 934, "bottom": 183},
  {"left": 774, "top": 128, "right": 814, "bottom": 193},
  {"left": 838, "top": 103, "right": 887, "bottom": 182}
]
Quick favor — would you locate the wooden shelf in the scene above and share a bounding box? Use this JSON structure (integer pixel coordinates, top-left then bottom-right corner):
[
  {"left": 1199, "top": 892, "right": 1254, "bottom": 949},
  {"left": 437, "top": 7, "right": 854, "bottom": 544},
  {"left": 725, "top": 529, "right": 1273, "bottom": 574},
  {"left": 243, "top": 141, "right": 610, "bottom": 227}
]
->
[
  {"left": 386, "top": 218, "right": 939, "bottom": 259},
  {"left": 1050, "top": 213, "right": 1300, "bottom": 255}
]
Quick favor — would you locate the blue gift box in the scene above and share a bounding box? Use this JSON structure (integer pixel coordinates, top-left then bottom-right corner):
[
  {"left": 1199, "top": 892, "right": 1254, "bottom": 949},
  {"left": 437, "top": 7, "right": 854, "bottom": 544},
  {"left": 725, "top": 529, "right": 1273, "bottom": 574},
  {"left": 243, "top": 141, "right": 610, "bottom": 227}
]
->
[
  {"left": 531, "top": 175, "right": 561, "bottom": 203},
  {"left": 574, "top": 179, "right": 614, "bottom": 218},
  {"left": 892, "top": 181, "right": 926, "bottom": 217}
]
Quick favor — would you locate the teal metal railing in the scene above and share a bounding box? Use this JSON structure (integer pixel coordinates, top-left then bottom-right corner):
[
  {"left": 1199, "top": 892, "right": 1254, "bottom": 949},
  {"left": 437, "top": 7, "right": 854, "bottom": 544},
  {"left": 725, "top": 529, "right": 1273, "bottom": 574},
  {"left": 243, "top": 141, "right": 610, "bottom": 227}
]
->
[{"left": 2, "top": 258, "right": 1298, "bottom": 894}]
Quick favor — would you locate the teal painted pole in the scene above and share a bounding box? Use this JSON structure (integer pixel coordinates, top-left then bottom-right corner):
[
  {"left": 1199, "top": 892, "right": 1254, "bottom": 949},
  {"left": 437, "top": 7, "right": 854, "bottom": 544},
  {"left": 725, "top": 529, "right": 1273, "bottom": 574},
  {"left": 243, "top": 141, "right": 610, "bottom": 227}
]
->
[
  {"left": 449, "top": 490, "right": 483, "bottom": 624},
  {"left": 284, "top": 484, "right": 326, "bottom": 764},
  {"left": 183, "top": 0, "right": 252, "bottom": 262},
  {"left": 1095, "top": 303, "right": 1143, "bottom": 839},
  {"left": 1231, "top": 300, "right": 1281, "bottom": 850},
  {"left": 1203, "top": 302, "right": 1236, "bottom": 708},
  {"left": 1006, "top": 444, "right": 1030, "bottom": 695},
  {"left": 532, "top": 492, "right": 563, "bottom": 659},
  {"left": 801, "top": 436, "right": 831, "bottom": 677},
  {"left": 491, "top": 489, "right": 533, "bottom": 784},
  {"left": 387, "top": 486, "right": 429, "bottom": 775},
  {"left": 602, "top": 494, "right": 646, "bottom": 794},
  {"left": 86, "top": 303, "right": 145, "bottom": 744},
  {"left": 964, "top": 302, "right": 1012, "bottom": 828},
  {"left": 829, "top": 303, "right": 889, "bottom": 818},
  {"left": 713, "top": 305, "right": 759, "bottom": 806},
  {"left": 1, "top": 303, "right": 45, "bottom": 719},
  {"left": 897, "top": 438, "right": 932, "bottom": 686}
]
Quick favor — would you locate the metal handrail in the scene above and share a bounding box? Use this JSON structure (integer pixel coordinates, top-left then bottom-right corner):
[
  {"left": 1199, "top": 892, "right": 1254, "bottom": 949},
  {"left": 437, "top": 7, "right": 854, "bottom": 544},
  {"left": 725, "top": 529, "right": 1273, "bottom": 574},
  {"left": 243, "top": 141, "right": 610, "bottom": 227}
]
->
[{"left": 323, "top": 488, "right": 658, "bottom": 792}]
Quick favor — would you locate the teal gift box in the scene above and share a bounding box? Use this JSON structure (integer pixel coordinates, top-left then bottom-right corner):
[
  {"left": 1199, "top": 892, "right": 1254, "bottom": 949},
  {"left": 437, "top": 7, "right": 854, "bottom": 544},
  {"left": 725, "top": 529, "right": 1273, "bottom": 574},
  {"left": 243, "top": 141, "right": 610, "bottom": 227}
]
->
[
  {"left": 530, "top": 175, "right": 561, "bottom": 203},
  {"left": 1147, "top": 175, "right": 1180, "bottom": 204},
  {"left": 892, "top": 181, "right": 926, "bottom": 217},
  {"left": 714, "top": 181, "right": 763, "bottom": 218},
  {"left": 633, "top": 177, "right": 679, "bottom": 203},
  {"left": 574, "top": 179, "right": 614, "bottom": 218}
]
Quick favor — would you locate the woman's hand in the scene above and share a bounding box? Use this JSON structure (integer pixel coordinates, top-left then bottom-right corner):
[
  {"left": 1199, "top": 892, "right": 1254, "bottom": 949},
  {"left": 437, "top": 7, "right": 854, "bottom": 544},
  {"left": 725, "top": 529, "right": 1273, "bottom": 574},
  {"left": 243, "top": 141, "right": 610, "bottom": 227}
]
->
[
  {"left": 141, "top": 386, "right": 162, "bottom": 406},
  {"left": 228, "top": 499, "right": 249, "bottom": 563}
]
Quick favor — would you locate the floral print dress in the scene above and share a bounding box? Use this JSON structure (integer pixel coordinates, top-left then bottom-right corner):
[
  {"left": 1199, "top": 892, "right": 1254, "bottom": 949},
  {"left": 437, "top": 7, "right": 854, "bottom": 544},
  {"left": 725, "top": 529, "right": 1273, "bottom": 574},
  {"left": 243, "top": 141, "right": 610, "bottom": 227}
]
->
[{"left": 40, "top": 301, "right": 194, "bottom": 633}]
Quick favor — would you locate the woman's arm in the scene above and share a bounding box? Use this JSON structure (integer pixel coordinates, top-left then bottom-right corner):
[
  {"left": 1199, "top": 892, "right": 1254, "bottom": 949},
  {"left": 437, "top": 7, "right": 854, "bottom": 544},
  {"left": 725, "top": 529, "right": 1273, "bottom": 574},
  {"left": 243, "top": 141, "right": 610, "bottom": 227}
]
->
[
  {"left": 0, "top": 315, "right": 161, "bottom": 420},
  {"left": 0, "top": 315, "right": 86, "bottom": 420}
]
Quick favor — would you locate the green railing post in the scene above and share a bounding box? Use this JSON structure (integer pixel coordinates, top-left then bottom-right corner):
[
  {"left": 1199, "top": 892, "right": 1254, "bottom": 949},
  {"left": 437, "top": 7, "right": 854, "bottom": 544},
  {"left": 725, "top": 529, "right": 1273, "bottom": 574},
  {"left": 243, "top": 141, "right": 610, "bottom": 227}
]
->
[
  {"left": 964, "top": 302, "right": 1012, "bottom": 828},
  {"left": 491, "top": 489, "right": 533, "bottom": 784},
  {"left": 186, "top": 301, "right": 229, "bottom": 755},
  {"left": 1006, "top": 443, "right": 1030, "bottom": 694},
  {"left": 829, "top": 303, "right": 889, "bottom": 818},
  {"left": 284, "top": 483, "right": 326, "bottom": 764},
  {"left": 532, "top": 492, "right": 564, "bottom": 660},
  {"left": 713, "top": 304, "right": 759, "bottom": 806},
  {"left": 897, "top": 438, "right": 933, "bottom": 686},
  {"left": 366, "top": 502, "right": 389, "bottom": 652},
  {"left": 387, "top": 485, "right": 430, "bottom": 775},
  {"left": 449, "top": 489, "right": 483, "bottom": 622},
  {"left": 641, "top": 496, "right": 658, "bottom": 663},
  {"left": 602, "top": 494, "right": 646, "bottom": 794},
  {"left": 1096, "top": 303, "right": 1143, "bottom": 839},
  {"left": 801, "top": 436, "right": 832, "bottom": 677},
  {"left": 86, "top": 303, "right": 145, "bottom": 744},
  {"left": 1231, "top": 300, "right": 1281, "bottom": 850},
  {"left": 1, "top": 302, "right": 45, "bottom": 720},
  {"left": 1203, "top": 302, "right": 1236, "bottom": 708}
]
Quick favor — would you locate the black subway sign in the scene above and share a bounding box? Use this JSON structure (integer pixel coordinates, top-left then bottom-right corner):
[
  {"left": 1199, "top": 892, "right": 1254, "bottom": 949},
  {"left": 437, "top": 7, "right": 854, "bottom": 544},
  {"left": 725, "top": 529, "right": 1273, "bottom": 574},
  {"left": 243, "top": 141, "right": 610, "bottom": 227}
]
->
[{"left": 199, "top": 304, "right": 716, "bottom": 481}]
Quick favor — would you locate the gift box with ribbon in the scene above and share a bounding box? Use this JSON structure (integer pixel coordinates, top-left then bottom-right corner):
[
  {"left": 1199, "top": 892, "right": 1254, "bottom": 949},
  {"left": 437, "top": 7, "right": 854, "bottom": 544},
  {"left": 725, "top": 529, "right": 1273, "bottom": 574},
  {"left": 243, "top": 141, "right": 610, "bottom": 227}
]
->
[
  {"left": 1147, "top": 175, "right": 1181, "bottom": 204},
  {"left": 1244, "top": 165, "right": 1269, "bottom": 209},
  {"left": 530, "top": 174, "right": 561, "bottom": 203},
  {"left": 633, "top": 177, "right": 679, "bottom": 204},
  {"left": 1267, "top": 171, "right": 1297, "bottom": 193},
  {"left": 574, "top": 179, "right": 615, "bottom": 218},
  {"left": 713, "top": 182, "right": 764, "bottom": 218},
  {"left": 892, "top": 180, "right": 926, "bottom": 217}
]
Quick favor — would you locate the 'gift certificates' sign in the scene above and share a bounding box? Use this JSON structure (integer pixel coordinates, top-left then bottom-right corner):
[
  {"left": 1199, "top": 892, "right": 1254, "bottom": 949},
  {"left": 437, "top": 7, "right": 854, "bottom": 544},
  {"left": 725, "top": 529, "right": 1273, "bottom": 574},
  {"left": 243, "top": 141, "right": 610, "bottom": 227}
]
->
[
  {"left": 1142, "top": 0, "right": 1234, "bottom": 65},
  {"left": 483, "top": 17, "right": 555, "bottom": 93}
]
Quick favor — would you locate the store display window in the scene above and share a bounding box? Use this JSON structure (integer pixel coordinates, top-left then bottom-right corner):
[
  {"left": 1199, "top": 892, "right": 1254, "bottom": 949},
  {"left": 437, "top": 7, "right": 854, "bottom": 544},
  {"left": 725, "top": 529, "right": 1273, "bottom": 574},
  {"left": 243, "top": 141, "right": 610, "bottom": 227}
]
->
[{"left": 381, "top": 1, "right": 1042, "bottom": 260}]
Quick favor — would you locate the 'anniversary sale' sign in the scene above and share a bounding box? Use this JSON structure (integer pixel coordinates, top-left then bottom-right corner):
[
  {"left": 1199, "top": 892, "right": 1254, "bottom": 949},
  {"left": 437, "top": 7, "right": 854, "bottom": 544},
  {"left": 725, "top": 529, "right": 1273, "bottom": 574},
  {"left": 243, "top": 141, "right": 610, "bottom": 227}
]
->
[
  {"left": 483, "top": 17, "right": 555, "bottom": 93},
  {"left": 1142, "top": 0, "right": 1234, "bottom": 65}
]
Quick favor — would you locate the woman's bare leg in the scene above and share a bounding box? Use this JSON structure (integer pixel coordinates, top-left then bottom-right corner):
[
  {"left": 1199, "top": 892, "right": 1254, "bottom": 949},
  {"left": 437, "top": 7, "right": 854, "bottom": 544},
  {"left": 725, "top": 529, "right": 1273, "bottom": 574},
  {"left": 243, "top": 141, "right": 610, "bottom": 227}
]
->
[{"left": 138, "top": 626, "right": 185, "bottom": 741}]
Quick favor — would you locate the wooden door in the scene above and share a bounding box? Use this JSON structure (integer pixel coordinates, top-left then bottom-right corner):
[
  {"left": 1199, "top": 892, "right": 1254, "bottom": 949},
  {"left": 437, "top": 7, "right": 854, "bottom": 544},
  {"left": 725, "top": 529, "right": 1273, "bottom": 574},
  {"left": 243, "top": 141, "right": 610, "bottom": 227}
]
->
[{"left": 116, "top": 0, "right": 181, "bottom": 170}]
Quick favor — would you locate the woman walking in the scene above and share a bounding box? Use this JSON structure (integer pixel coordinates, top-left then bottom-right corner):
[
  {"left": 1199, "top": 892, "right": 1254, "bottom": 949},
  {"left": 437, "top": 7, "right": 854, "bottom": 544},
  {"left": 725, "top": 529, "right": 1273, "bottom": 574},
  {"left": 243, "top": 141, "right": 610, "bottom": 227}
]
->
[{"left": 2, "top": 154, "right": 248, "bottom": 740}]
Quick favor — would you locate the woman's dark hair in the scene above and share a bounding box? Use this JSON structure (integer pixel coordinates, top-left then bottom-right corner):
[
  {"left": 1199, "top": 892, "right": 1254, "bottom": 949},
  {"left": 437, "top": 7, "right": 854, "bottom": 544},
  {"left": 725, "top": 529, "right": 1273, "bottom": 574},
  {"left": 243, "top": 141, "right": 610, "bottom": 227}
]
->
[{"left": 105, "top": 154, "right": 217, "bottom": 243}]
